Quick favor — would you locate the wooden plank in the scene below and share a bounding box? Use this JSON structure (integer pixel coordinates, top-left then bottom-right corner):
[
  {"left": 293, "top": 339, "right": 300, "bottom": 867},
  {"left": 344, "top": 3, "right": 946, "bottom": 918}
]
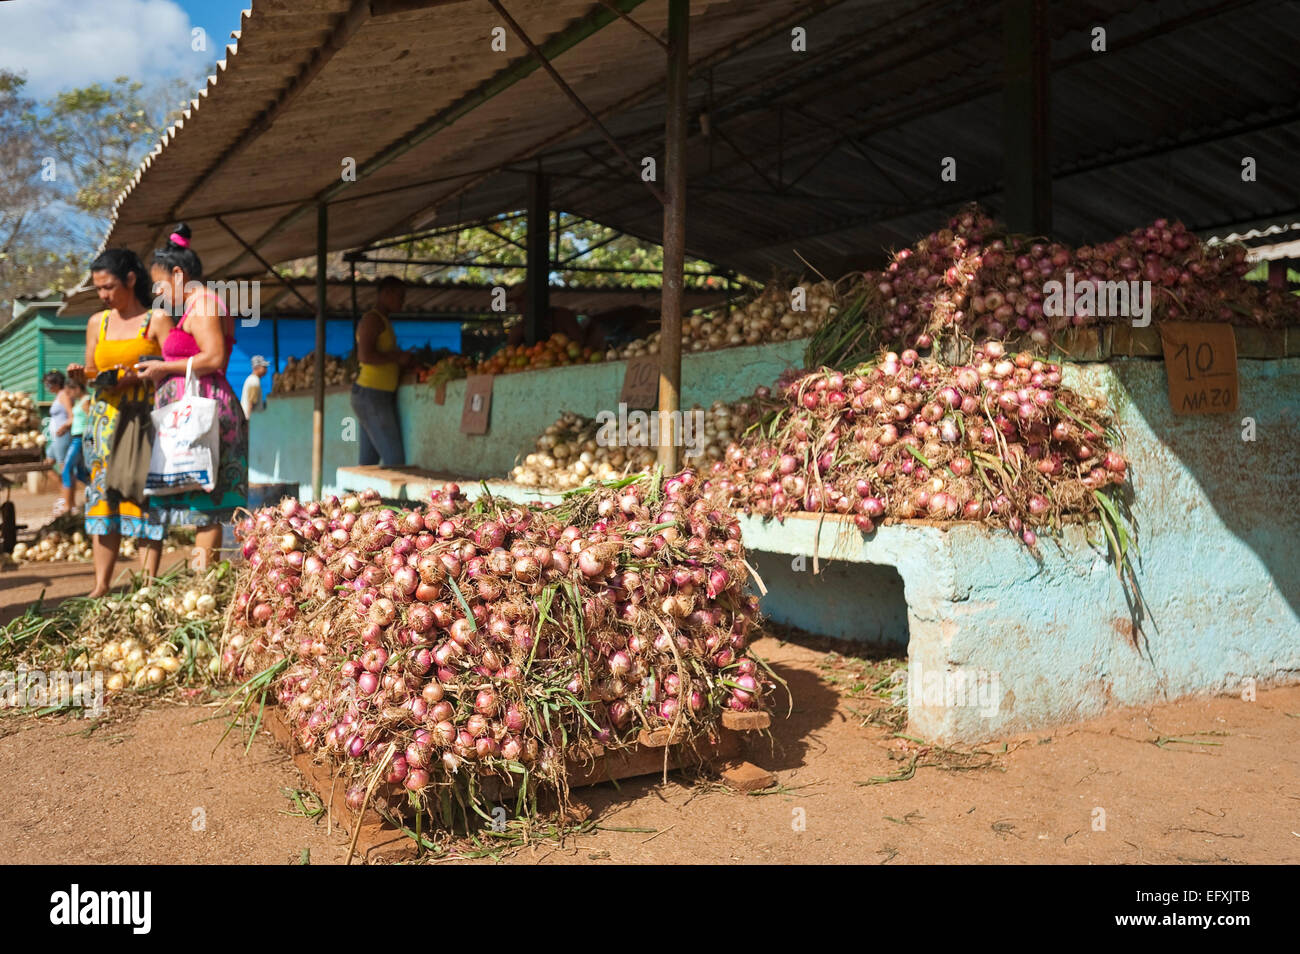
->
[
  {"left": 721, "top": 709, "right": 770, "bottom": 731},
  {"left": 569, "top": 730, "right": 741, "bottom": 785},
  {"left": 261, "top": 707, "right": 750, "bottom": 859},
  {"left": 0, "top": 448, "right": 43, "bottom": 464},
  {"left": 1234, "top": 326, "right": 1287, "bottom": 358},
  {"left": 637, "top": 725, "right": 689, "bottom": 747}
]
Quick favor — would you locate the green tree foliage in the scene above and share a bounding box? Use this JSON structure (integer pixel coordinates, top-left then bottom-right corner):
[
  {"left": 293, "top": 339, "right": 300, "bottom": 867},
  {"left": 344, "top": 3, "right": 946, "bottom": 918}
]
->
[
  {"left": 38, "top": 74, "right": 190, "bottom": 225},
  {"left": 0, "top": 73, "right": 191, "bottom": 319},
  {"left": 358, "top": 213, "right": 730, "bottom": 291}
]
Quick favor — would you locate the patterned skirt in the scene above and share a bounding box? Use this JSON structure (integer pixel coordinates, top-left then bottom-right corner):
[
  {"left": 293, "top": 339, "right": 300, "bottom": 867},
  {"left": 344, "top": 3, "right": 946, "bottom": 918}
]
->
[
  {"left": 147, "top": 372, "right": 249, "bottom": 528},
  {"left": 84, "top": 386, "right": 166, "bottom": 540}
]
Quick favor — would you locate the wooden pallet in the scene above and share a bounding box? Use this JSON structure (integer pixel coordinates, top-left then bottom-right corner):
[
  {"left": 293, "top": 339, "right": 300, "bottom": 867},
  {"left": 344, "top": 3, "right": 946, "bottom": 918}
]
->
[{"left": 262, "top": 706, "right": 774, "bottom": 863}]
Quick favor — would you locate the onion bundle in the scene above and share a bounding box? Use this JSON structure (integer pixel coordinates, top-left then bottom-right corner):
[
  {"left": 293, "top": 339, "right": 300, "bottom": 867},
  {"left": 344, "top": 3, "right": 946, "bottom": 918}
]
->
[
  {"left": 0, "top": 389, "right": 43, "bottom": 450},
  {"left": 812, "top": 205, "right": 1299, "bottom": 362},
  {"left": 222, "top": 475, "right": 771, "bottom": 823},
  {"left": 703, "top": 342, "right": 1127, "bottom": 547},
  {"left": 611, "top": 281, "right": 837, "bottom": 360},
  {"left": 2, "top": 531, "right": 184, "bottom": 566}
]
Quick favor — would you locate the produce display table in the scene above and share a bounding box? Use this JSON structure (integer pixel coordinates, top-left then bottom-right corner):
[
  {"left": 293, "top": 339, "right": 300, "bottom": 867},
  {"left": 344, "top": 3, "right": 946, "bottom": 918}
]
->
[
  {"left": 336, "top": 357, "right": 1300, "bottom": 743},
  {"left": 0, "top": 448, "right": 47, "bottom": 553}
]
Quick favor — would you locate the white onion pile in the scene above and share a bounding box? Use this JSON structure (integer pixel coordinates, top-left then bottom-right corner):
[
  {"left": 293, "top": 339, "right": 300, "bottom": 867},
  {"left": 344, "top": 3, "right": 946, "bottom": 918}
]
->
[
  {"left": 609, "top": 281, "right": 838, "bottom": 360},
  {"left": 0, "top": 389, "right": 44, "bottom": 451},
  {"left": 2, "top": 533, "right": 185, "bottom": 566},
  {"left": 6, "top": 532, "right": 93, "bottom": 564},
  {"left": 0, "top": 569, "right": 229, "bottom": 699},
  {"left": 510, "top": 402, "right": 740, "bottom": 490},
  {"left": 73, "top": 580, "right": 224, "bottom": 691}
]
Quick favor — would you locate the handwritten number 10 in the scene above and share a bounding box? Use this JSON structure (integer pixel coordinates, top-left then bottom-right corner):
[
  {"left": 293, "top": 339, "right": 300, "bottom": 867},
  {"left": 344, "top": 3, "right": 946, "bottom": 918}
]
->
[{"left": 1173, "top": 341, "right": 1214, "bottom": 381}]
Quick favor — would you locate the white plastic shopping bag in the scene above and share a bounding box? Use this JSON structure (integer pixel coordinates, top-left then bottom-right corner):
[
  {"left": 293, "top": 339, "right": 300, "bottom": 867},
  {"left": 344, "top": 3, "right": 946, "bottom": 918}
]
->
[{"left": 145, "top": 358, "right": 220, "bottom": 495}]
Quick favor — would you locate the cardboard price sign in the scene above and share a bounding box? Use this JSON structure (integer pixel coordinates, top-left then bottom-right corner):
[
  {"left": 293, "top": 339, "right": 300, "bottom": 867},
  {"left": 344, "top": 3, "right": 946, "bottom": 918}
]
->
[
  {"left": 1158, "top": 322, "right": 1238, "bottom": 414},
  {"left": 460, "top": 374, "right": 494, "bottom": 434},
  {"left": 620, "top": 355, "right": 660, "bottom": 409}
]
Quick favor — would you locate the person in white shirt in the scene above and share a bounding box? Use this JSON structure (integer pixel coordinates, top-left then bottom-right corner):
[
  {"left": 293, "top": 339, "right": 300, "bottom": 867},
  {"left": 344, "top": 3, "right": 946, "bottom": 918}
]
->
[{"left": 241, "top": 355, "right": 269, "bottom": 420}]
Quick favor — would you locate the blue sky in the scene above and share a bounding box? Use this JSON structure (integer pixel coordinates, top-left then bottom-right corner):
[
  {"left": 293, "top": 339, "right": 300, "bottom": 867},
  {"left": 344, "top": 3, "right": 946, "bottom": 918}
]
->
[{"left": 0, "top": 0, "right": 250, "bottom": 99}]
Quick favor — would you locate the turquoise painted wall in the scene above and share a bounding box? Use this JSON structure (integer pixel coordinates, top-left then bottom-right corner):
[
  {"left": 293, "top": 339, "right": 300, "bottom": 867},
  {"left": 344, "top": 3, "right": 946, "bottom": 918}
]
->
[{"left": 250, "top": 340, "right": 807, "bottom": 496}]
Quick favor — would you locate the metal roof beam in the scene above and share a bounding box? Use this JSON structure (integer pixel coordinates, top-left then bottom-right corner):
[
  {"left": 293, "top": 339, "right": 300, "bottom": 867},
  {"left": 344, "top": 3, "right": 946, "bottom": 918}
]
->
[
  {"left": 595, "top": 0, "right": 666, "bottom": 50},
  {"left": 376, "top": 0, "right": 852, "bottom": 248},
  {"left": 565, "top": 0, "right": 1266, "bottom": 214},
  {"left": 214, "top": 214, "right": 317, "bottom": 313},
  {"left": 486, "top": 0, "right": 664, "bottom": 204}
]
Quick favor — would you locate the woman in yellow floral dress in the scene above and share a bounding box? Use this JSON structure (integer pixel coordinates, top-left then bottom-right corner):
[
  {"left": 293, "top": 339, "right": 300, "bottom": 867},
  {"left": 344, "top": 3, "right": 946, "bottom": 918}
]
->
[{"left": 67, "top": 249, "right": 174, "bottom": 597}]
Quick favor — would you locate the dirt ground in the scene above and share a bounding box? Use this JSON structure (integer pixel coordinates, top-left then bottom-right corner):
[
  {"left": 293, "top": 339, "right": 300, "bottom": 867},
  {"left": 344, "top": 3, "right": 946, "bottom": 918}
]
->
[{"left": 2, "top": 490, "right": 1297, "bottom": 865}]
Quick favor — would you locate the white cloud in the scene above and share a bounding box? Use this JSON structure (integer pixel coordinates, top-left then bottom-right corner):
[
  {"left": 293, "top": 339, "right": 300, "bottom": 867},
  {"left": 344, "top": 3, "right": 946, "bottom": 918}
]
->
[{"left": 0, "top": 0, "right": 210, "bottom": 99}]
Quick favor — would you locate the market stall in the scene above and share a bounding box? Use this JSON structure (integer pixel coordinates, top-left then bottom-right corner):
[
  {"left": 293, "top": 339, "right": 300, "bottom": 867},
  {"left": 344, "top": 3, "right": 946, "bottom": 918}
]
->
[{"left": 32, "top": 0, "right": 1300, "bottom": 855}]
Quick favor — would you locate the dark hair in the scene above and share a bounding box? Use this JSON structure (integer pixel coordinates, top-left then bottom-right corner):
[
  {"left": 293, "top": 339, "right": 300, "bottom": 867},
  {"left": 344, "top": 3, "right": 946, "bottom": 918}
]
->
[
  {"left": 90, "top": 247, "right": 154, "bottom": 308},
  {"left": 152, "top": 222, "right": 203, "bottom": 280},
  {"left": 43, "top": 370, "right": 66, "bottom": 391},
  {"left": 377, "top": 275, "right": 404, "bottom": 295}
]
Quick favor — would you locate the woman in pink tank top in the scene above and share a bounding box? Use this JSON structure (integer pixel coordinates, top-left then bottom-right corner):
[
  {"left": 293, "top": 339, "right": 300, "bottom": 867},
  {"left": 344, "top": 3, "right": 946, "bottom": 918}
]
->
[{"left": 134, "top": 222, "right": 249, "bottom": 568}]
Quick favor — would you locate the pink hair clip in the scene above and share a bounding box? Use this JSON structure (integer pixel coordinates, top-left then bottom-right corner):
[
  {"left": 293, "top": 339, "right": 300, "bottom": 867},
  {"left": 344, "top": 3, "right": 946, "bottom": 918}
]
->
[{"left": 169, "top": 232, "right": 190, "bottom": 248}]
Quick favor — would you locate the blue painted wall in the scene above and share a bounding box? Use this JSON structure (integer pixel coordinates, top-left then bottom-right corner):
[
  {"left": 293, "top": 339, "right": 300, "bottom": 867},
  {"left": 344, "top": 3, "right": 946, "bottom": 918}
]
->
[{"left": 229, "top": 318, "right": 461, "bottom": 397}]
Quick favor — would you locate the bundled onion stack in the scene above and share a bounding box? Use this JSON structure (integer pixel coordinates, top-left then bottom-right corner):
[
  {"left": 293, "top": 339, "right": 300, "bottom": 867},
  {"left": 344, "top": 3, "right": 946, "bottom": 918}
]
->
[
  {"left": 510, "top": 403, "right": 740, "bottom": 490},
  {"left": 610, "top": 282, "right": 838, "bottom": 360},
  {"left": 223, "top": 476, "right": 770, "bottom": 822},
  {"left": 78, "top": 578, "right": 226, "bottom": 691},
  {"left": 0, "top": 389, "right": 44, "bottom": 451},
  {"left": 813, "top": 206, "right": 1299, "bottom": 363},
  {"left": 704, "top": 343, "right": 1127, "bottom": 547},
  {"left": 271, "top": 352, "right": 352, "bottom": 394}
]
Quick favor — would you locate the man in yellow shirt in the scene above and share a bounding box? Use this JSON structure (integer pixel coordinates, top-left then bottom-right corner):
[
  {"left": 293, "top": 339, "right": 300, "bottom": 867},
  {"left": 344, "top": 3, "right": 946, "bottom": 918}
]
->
[{"left": 351, "top": 276, "right": 409, "bottom": 467}]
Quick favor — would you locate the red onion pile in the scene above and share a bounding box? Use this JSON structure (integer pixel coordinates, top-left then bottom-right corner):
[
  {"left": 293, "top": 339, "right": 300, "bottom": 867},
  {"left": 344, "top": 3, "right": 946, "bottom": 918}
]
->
[
  {"left": 702, "top": 342, "right": 1127, "bottom": 547},
  {"left": 222, "top": 476, "right": 770, "bottom": 822},
  {"left": 823, "top": 205, "right": 1297, "bottom": 358}
]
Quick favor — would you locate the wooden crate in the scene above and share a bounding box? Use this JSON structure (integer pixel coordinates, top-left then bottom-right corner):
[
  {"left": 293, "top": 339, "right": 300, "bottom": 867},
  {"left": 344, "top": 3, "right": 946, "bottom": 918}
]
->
[{"left": 262, "top": 706, "right": 774, "bottom": 863}]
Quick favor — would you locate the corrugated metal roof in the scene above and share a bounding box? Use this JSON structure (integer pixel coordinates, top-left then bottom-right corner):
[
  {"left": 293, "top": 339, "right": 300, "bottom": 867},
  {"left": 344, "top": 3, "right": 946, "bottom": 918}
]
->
[{"left": 72, "top": 0, "right": 1300, "bottom": 310}]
